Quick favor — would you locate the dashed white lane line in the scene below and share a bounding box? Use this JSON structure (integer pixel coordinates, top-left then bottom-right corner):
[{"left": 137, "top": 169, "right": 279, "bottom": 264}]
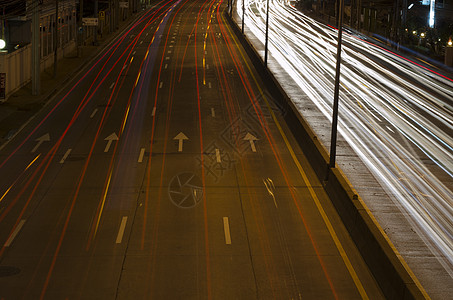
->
[
  {"left": 109, "top": 82, "right": 115, "bottom": 89},
  {"left": 115, "top": 217, "right": 128, "bottom": 244},
  {"left": 138, "top": 148, "right": 146, "bottom": 163},
  {"left": 208, "top": 82, "right": 212, "bottom": 89},
  {"left": 60, "top": 149, "right": 72, "bottom": 164},
  {"left": 4, "top": 220, "right": 26, "bottom": 247},
  {"left": 159, "top": 82, "right": 163, "bottom": 88},
  {"left": 215, "top": 149, "right": 221, "bottom": 163},
  {"left": 164, "top": 64, "right": 168, "bottom": 69},
  {"left": 211, "top": 107, "right": 215, "bottom": 117},
  {"left": 223, "top": 217, "right": 231, "bottom": 245},
  {"left": 152, "top": 107, "right": 156, "bottom": 116},
  {"left": 90, "top": 108, "right": 98, "bottom": 118}
]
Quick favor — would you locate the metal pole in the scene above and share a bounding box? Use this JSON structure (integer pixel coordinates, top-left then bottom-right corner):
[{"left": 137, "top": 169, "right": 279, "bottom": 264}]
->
[
  {"left": 54, "top": 0, "right": 58, "bottom": 77},
  {"left": 78, "top": 0, "right": 83, "bottom": 56},
  {"left": 326, "top": 0, "right": 344, "bottom": 180},
  {"left": 31, "top": 0, "right": 40, "bottom": 95},
  {"left": 242, "top": 0, "right": 245, "bottom": 33},
  {"left": 94, "top": 0, "right": 98, "bottom": 45},
  {"left": 264, "top": 0, "right": 269, "bottom": 66}
]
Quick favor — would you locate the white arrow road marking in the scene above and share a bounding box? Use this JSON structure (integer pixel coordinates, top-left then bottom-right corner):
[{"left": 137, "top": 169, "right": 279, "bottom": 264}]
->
[
  {"left": 116, "top": 216, "right": 128, "bottom": 244},
  {"left": 223, "top": 217, "right": 231, "bottom": 245},
  {"left": 138, "top": 148, "right": 145, "bottom": 163},
  {"left": 4, "top": 219, "right": 26, "bottom": 247},
  {"left": 173, "top": 132, "right": 188, "bottom": 152},
  {"left": 32, "top": 133, "right": 50, "bottom": 153},
  {"left": 243, "top": 133, "right": 258, "bottom": 153},
  {"left": 104, "top": 133, "right": 119, "bottom": 152},
  {"left": 215, "top": 149, "right": 221, "bottom": 163},
  {"left": 60, "top": 149, "right": 72, "bottom": 164}
]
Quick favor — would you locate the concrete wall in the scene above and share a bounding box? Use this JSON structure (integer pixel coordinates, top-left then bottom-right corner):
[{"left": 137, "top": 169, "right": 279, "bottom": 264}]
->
[{"left": 0, "top": 40, "right": 76, "bottom": 101}]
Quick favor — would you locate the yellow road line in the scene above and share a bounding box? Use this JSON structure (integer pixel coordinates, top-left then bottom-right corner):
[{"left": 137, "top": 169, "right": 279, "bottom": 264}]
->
[{"left": 222, "top": 13, "right": 369, "bottom": 299}]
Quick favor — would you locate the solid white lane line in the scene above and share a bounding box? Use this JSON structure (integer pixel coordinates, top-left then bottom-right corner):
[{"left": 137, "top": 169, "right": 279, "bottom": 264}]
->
[
  {"left": 90, "top": 108, "right": 98, "bottom": 118},
  {"left": 159, "top": 82, "right": 163, "bottom": 88},
  {"left": 223, "top": 217, "right": 231, "bottom": 245},
  {"left": 60, "top": 149, "right": 72, "bottom": 164},
  {"left": 211, "top": 108, "right": 215, "bottom": 117},
  {"left": 116, "top": 217, "right": 128, "bottom": 244},
  {"left": 152, "top": 107, "right": 156, "bottom": 116},
  {"left": 215, "top": 148, "right": 221, "bottom": 163},
  {"left": 138, "top": 148, "right": 145, "bottom": 163},
  {"left": 5, "top": 220, "right": 26, "bottom": 247}
]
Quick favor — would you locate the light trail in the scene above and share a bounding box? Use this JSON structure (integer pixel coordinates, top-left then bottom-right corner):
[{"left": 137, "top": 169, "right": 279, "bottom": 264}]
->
[{"left": 237, "top": 0, "right": 453, "bottom": 274}]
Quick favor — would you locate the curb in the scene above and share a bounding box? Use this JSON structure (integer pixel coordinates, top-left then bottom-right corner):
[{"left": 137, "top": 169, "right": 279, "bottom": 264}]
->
[{"left": 224, "top": 10, "right": 429, "bottom": 300}]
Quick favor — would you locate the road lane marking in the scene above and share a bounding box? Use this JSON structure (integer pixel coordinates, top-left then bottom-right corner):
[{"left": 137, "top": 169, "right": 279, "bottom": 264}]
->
[
  {"left": 166, "top": 56, "right": 170, "bottom": 60},
  {"left": 90, "top": 108, "right": 98, "bottom": 118},
  {"left": 116, "top": 217, "right": 128, "bottom": 244},
  {"left": 211, "top": 107, "right": 215, "bottom": 117},
  {"left": 207, "top": 64, "right": 210, "bottom": 70},
  {"left": 152, "top": 107, "right": 156, "bottom": 116},
  {"left": 386, "top": 126, "right": 395, "bottom": 133},
  {"left": 174, "top": 132, "right": 188, "bottom": 152},
  {"left": 223, "top": 17, "right": 370, "bottom": 299},
  {"left": 104, "top": 133, "right": 119, "bottom": 152},
  {"left": 243, "top": 133, "right": 257, "bottom": 152},
  {"left": 215, "top": 149, "right": 221, "bottom": 163},
  {"left": 60, "top": 149, "right": 72, "bottom": 164},
  {"left": 138, "top": 148, "right": 146, "bottom": 163},
  {"left": 208, "top": 82, "right": 212, "bottom": 89},
  {"left": 159, "top": 82, "right": 163, "bottom": 88},
  {"left": 122, "top": 65, "right": 127, "bottom": 70},
  {"left": 130, "top": 56, "right": 134, "bottom": 64},
  {"left": 223, "top": 217, "right": 231, "bottom": 244},
  {"left": 32, "top": 133, "right": 50, "bottom": 153},
  {"left": 140, "top": 40, "right": 143, "bottom": 45},
  {"left": 4, "top": 220, "right": 26, "bottom": 247},
  {"left": 109, "top": 83, "right": 115, "bottom": 89},
  {"left": 165, "top": 64, "right": 168, "bottom": 69}
]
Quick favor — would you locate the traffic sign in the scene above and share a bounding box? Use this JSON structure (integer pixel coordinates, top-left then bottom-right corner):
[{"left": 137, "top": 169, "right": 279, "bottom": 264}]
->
[{"left": 82, "top": 18, "right": 98, "bottom": 26}]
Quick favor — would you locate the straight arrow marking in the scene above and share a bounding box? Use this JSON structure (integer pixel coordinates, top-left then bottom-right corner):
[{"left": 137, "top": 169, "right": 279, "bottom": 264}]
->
[
  {"left": 32, "top": 133, "right": 50, "bottom": 153},
  {"left": 104, "top": 133, "right": 119, "bottom": 153},
  {"left": 173, "top": 132, "right": 188, "bottom": 152},
  {"left": 243, "top": 133, "right": 258, "bottom": 153}
]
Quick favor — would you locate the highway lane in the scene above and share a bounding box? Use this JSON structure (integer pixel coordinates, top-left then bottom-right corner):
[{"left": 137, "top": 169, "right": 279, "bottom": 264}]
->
[
  {"left": 1, "top": 0, "right": 383, "bottom": 299},
  {"left": 237, "top": 0, "right": 453, "bottom": 279}
]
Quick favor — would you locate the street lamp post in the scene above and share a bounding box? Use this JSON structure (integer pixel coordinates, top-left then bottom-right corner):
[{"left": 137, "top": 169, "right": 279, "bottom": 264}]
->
[
  {"left": 242, "top": 0, "right": 245, "bottom": 33},
  {"left": 264, "top": 0, "right": 269, "bottom": 66},
  {"left": 326, "top": 0, "right": 344, "bottom": 180}
]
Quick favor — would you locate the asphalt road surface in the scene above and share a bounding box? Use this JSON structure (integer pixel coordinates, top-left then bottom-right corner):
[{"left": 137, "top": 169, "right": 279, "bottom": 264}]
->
[{"left": 0, "top": 0, "right": 384, "bottom": 299}]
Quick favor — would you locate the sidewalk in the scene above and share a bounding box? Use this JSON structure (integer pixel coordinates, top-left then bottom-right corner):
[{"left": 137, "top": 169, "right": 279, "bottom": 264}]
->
[{"left": 0, "top": 13, "right": 142, "bottom": 147}]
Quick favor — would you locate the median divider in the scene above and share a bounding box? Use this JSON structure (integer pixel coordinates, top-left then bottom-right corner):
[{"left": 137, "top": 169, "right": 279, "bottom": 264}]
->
[{"left": 224, "top": 11, "right": 429, "bottom": 300}]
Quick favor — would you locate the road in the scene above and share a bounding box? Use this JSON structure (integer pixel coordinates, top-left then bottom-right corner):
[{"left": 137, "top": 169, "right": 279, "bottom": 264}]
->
[
  {"left": 0, "top": 0, "right": 384, "bottom": 299},
  {"left": 236, "top": 0, "right": 453, "bottom": 282}
]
